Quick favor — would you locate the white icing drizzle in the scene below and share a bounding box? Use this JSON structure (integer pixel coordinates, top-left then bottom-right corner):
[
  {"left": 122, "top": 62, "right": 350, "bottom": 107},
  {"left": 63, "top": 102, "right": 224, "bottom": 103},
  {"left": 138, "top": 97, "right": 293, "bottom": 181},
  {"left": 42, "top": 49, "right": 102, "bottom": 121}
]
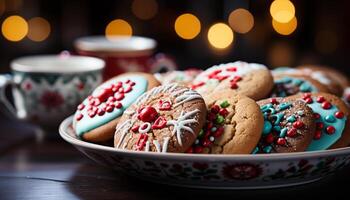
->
[
  {"left": 153, "top": 140, "right": 161, "bottom": 152},
  {"left": 139, "top": 122, "right": 151, "bottom": 133},
  {"left": 123, "top": 110, "right": 135, "bottom": 115},
  {"left": 174, "top": 90, "right": 202, "bottom": 107},
  {"left": 115, "top": 120, "right": 132, "bottom": 148},
  {"left": 145, "top": 141, "right": 150, "bottom": 152},
  {"left": 166, "top": 109, "right": 200, "bottom": 146},
  {"left": 134, "top": 83, "right": 178, "bottom": 106},
  {"left": 151, "top": 137, "right": 170, "bottom": 153},
  {"left": 162, "top": 137, "right": 170, "bottom": 153}
]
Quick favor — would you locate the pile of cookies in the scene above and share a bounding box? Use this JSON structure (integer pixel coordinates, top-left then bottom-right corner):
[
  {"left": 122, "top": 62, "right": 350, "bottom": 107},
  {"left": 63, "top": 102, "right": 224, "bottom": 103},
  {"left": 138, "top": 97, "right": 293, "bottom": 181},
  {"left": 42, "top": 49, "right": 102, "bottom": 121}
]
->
[{"left": 72, "top": 61, "right": 350, "bottom": 154}]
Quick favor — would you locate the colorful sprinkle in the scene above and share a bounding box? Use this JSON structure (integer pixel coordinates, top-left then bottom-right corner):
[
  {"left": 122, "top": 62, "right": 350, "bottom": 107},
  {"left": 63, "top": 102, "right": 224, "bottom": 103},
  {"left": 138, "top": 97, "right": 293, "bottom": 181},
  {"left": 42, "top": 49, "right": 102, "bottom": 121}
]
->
[
  {"left": 220, "top": 100, "right": 230, "bottom": 108},
  {"left": 277, "top": 138, "right": 286, "bottom": 146},
  {"left": 287, "top": 115, "right": 296, "bottom": 122},
  {"left": 215, "top": 115, "right": 225, "bottom": 124},
  {"left": 263, "top": 146, "right": 272, "bottom": 153},
  {"left": 335, "top": 111, "right": 344, "bottom": 119},
  {"left": 325, "top": 115, "right": 336, "bottom": 123},
  {"left": 262, "top": 121, "right": 272, "bottom": 135},
  {"left": 326, "top": 126, "right": 335, "bottom": 134},
  {"left": 279, "top": 128, "right": 288, "bottom": 138}
]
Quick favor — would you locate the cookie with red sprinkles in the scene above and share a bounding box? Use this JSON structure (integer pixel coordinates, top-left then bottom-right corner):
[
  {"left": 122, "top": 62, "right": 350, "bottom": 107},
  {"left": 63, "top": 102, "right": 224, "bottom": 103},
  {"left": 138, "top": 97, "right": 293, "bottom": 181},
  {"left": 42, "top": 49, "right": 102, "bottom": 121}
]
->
[
  {"left": 73, "top": 72, "right": 160, "bottom": 142},
  {"left": 114, "top": 84, "right": 206, "bottom": 153},
  {"left": 190, "top": 61, "right": 273, "bottom": 102},
  {"left": 253, "top": 98, "right": 316, "bottom": 154},
  {"left": 187, "top": 93, "right": 263, "bottom": 154},
  {"left": 286, "top": 93, "right": 350, "bottom": 150}
]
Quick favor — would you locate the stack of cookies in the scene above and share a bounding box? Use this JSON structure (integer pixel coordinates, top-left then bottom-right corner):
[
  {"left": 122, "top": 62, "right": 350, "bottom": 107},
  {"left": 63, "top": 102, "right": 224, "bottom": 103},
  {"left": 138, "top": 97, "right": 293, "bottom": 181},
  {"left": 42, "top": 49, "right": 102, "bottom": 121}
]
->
[{"left": 72, "top": 61, "right": 350, "bottom": 154}]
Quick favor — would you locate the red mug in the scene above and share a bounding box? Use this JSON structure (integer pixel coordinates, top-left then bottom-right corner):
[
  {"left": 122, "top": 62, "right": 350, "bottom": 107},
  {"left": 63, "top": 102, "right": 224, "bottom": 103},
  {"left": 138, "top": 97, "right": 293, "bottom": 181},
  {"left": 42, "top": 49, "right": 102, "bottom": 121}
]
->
[{"left": 74, "top": 36, "right": 176, "bottom": 80}]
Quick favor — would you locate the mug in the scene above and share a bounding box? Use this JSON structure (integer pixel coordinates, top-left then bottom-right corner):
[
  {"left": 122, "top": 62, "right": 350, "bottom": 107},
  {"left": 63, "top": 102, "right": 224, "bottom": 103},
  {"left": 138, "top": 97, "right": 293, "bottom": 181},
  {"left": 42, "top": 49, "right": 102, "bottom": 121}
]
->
[
  {"left": 0, "top": 55, "right": 105, "bottom": 130},
  {"left": 75, "top": 36, "right": 177, "bottom": 80}
]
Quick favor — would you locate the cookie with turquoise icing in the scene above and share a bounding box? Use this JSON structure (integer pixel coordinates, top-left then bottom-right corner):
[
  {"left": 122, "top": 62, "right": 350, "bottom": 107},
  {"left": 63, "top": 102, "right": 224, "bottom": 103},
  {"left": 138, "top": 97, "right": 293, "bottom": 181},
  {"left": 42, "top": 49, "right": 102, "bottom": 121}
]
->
[
  {"left": 287, "top": 93, "right": 350, "bottom": 150},
  {"left": 190, "top": 61, "right": 273, "bottom": 101},
  {"left": 271, "top": 75, "right": 329, "bottom": 97},
  {"left": 253, "top": 98, "right": 316, "bottom": 154},
  {"left": 73, "top": 72, "right": 160, "bottom": 142},
  {"left": 187, "top": 93, "right": 263, "bottom": 154},
  {"left": 114, "top": 84, "right": 206, "bottom": 153}
]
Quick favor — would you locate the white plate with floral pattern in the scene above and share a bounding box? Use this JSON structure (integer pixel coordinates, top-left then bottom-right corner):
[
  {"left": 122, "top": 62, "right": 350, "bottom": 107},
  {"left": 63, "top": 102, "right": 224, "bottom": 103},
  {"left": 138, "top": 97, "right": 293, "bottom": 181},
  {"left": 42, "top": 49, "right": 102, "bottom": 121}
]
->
[{"left": 59, "top": 116, "right": 350, "bottom": 189}]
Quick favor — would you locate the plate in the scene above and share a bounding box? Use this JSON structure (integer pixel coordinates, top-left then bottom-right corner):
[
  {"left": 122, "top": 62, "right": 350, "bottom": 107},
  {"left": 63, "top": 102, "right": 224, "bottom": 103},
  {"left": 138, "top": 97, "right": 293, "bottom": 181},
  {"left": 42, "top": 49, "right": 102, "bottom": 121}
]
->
[{"left": 59, "top": 116, "right": 350, "bottom": 189}]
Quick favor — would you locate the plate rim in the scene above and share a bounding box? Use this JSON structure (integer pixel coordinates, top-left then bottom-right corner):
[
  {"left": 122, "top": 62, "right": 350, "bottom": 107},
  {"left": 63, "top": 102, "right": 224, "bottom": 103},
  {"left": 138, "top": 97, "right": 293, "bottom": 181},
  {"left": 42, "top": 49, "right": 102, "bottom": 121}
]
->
[{"left": 59, "top": 116, "right": 350, "bottom": 161}]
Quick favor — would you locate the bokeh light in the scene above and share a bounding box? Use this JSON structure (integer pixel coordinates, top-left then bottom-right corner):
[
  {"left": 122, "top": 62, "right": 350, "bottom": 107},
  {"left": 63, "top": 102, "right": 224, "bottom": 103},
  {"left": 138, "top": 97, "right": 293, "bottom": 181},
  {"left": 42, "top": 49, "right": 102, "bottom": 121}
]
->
[
  {"left": 270, "top": 0, "right": 295, "bottom": 23},
  {"left": 315, "top": 30, "right": 338, "bottom": 54},
  {"left": 105, "top": 19, "right": 132, "bottom": 39},
  {"left": 27, "top": 17, "right": 51, "bottom": 42},
  {"left": 228, "top": 8, "right": 254, "bottom": 34},
  {"left": 174, "top": 13, "right": 201, "bottom": 40},
  {"left": 272, "top": 16, "right": 297, "bottom": 35},
  {"left": 207, "top": 23, "right": 234, "bottom": 49},
  {"left": 1, "top": 15, "right": 28, "bottom": 42},
  {"left": 132, "top": 0, "right": 158, "bottom": 20}
]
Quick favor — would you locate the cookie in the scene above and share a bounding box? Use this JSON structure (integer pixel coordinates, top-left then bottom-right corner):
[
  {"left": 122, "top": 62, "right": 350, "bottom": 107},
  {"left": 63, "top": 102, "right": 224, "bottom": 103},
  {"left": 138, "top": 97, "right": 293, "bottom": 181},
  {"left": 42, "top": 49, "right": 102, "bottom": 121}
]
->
[
  {"left": 73, "top": 72, "right": 160, "bottom": 142},
  {"left": 190, "top": 61, "right": 273, "bottom": 101},
  {"left": 271, "top": 75, "right": 329, "bottom": 97},
  {"left": 187, "top": 93, "right": 263, "bottom": 154},
  {"left": 274, "top": 66, "right": 342, "bottom": 96},
  {"left": 286, "top": 93, "right": 350, "bottom": 150},
  {"left": 154, "top": 69, "right": 202, "bottom": 86},
  {"left": 253, "top": 98, "right": 316, "bottom": 153},
  {"left": 297, "top": 65, "right": 349, "bottom": 91},
  {"left": 114, "top": 83, "right": 206, "bottom": 153}
]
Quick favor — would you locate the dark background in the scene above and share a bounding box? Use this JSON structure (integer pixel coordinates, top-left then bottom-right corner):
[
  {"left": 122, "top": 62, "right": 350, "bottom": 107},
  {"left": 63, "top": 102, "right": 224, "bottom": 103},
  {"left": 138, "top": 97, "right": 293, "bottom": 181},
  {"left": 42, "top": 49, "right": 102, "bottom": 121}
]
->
[{"left": 0, "top": 0, "right": 349, "bottom": 74}]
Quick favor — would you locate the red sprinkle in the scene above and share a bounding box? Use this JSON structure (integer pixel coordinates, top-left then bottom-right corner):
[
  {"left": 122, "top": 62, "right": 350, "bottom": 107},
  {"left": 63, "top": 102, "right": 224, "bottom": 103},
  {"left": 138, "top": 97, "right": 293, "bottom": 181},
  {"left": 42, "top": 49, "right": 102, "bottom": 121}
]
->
[
  {"left": 277, "top": 138, "right": 287, "bottom": 146},
  {"left": 313, "top": 113, "right": 320, "bottom": 119},
  {"left": 124, "top": 86, "right": 132, "bottom": 93},
  {"left": 97, "top": 108, "right": 105, "bottom": 116},
  {"left": 76, "top": 114, "right": 83, "bottom": 121},
  {"left": 305, "top": 97, "right": 313, "bottom": 104},
  {"left": 158, "top": 100, "right": 172, "bottom": 111},
  {"left": 77, "top": 104, "right": 85, "bottom": 110},
  {"left": 190, "top": 82, "right": 205, "bottom": 90},
  {"left": 287, "top": 128, "right": 297, "bottom": 137},
  {"left": 202, "top": 138, "right": 212, "bottom": 147},
  {"left": 114, "top": 93, "right": 125, "bottom": 101},
  {"left": 216, "top": 75, "right": 229, "bottom": 81},
  {"left": 265, "top": 134, "right": 274, "bottom": 144},
  {"left": 316, "top": 122, "right": 324, "bottom": 130},
  {"left": 326, "top": 126, "right": 335, "bottom": 134},
  {"left": 138, "top": 106, "right": 158, "bottom": 122},
  {"left": 316, "top": 96, "right": 325, "bottom": 103},
  {"left": 194, "top": 146, "right": 203, "bottom": 153},
  {"left": 314, "top": 130, "right": 322, "bottom": 140},
  {"left": 136, "top": 134, "right": 148, "bottom": 151},
  {"left": 219, "top": 108, "right": 229, "bottom": 117},
  {"left": 293, "top": 121, "right": 304, "bottom": 129},
  {"left": 106, "top": 106, "right": 114, "bottom": 113},
  {"left": 88, "top": 111, "right": 96, "bottom": 118},
  {"left": 213, "top": 126, "right": 224, "bottom": 137},
  {"left": 207, "top": 112, "right": 216, "bottom": 121},
  {"left": 270, "top": 98, "right": 278, "bottom": 104},
  {"left": 206, "top": 122, "right": 213, "bottom": 129},
  {"left": 131, "top": 125, "right": 140, "bottom": 132},
  {"left": 118, "top": 88, "right": 124, "bottom": 93},
  {"left": 95, "top": 88, "right": 113, "bottom": 102},
  {"left": 125, "top": 79, "right": 130, "bottom": 84},
  {"left": 129, "top": 81, "right": 136, "bottom": 86},
  {"left": 211, "top": 105, "right": 220, "bottom": 114},
  {"left": 321, "top": 101, "right": 332, "bottom": 109},
  {"left": 115, "top": 102, "right": 122, "bottom": 109},
  {"left": 226, "top": 67, "right": 237, "bottom": 72},
  {"left": 335, "top": 111, "right": 344, "bottom": 119},
  {"left": 185, "top": 147, "right": 194, "bottom": 154},
  {"left": 152, "top": 116, "right": 167, "bottom": 129},
  {"left": 230, "top": 82, "right": 238, "bottom": 89},
  {"left": 302, "top": 93, "right": 312, "bottom": 99}
]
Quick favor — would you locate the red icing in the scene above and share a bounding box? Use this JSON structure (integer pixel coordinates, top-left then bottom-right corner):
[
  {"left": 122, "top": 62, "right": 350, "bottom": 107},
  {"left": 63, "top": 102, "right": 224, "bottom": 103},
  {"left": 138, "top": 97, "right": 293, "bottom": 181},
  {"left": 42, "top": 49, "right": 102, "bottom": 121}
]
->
[
  {"left": 136, "top": 133, "right": 148, "bottom": 151},
  {"left": 226, "top": 67, "right": 237, "bottom": 72},
  {"left": 326, "top": 126, "right": 335, "bottom": 134},
  {"left": 158, "top": 100, "right": 172, "bottom": 111},
  {"left": 138, "top": 106, "right": 158, "bottom": 122},
  {"left": 232, "top": 75, "right": 242, "bottom": 82},
  {"left": 335, "top": 111, "right": 344, "bottom": 119},
  {"left": 152, "top": 116, "right": 167, "bottom": 129},
  {"left": 190, "top": 82, "right": 205, "bottom": 90},
  {"left": 131, "top": 125, "right": 139, "bottom": 132}
]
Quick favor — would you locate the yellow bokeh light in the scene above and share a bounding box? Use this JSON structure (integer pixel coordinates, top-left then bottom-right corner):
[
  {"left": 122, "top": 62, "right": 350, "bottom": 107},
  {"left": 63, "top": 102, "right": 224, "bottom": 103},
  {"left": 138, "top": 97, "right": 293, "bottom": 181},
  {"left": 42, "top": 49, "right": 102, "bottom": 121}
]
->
[
  {"left": 132, "top": 0, "right": 158, "bottom": 20},
  {"left": 228, "top": 8, "right": 254, "bottom": 34},
  {"left": 272, "top": 16, "right": 297, "bottom": 35},
  {"left": 27, "top": 17, "right": 51, "bottom": 42},
  {"left": 105, "top": 19, "right": 132, "bottom": 39},
  {"left": 174, "top": 13, "right": 201, "bottom": 40},
  {"left": 207, "top": 23, "right": 234, "bottom": 49},
  {"left": 270, "top": 0, "right": 295, "bottom": 23},
  {"left": 1, "top": 15, "right": 28, "bottom": 42}
]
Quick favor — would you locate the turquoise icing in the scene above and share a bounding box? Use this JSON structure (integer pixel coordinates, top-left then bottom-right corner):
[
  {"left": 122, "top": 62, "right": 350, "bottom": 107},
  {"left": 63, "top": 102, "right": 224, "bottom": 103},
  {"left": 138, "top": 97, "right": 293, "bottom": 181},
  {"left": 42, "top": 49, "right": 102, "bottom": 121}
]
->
[
  {"left": 262, "top": 121, "right": 272, "bottom": 135},
  {"left": 274, "top": 76, "right": 318, "bottom": 97},
  {"left": 306, "top": 98, "right": 347, "bottom": 151},
  {"left": 287, "top": 115, "right": 296, "bottom": 122},
  {"left": 74, "top": 75, "right": 148, "bottom": 137},
  {"left": 279, "top": 128, "right": 288, "bottom": 138}
]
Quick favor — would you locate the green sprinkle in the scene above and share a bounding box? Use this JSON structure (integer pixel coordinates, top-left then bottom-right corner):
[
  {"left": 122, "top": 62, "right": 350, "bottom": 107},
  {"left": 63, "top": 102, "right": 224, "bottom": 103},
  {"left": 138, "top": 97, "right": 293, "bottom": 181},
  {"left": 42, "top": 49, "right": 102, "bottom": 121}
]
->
[
  {"left": 216, "top": 115, "right": 225, "bottom": 124},
  {"left": 220, "top": 100, "right": 230, "bottom": 108},
  {"left": 198, "top": 129, "right": 204, "bottom": 138}
]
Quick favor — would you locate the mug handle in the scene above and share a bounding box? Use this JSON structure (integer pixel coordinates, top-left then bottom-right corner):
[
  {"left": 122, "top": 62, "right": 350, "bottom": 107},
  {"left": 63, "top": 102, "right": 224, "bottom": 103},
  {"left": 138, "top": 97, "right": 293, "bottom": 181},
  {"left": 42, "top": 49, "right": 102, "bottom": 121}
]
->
[
  {"left": 150, "top": 53, "right": 178, "bottom": 73},
  {"left": 0, "top": 74, "right": 18, "bottom": 118}
]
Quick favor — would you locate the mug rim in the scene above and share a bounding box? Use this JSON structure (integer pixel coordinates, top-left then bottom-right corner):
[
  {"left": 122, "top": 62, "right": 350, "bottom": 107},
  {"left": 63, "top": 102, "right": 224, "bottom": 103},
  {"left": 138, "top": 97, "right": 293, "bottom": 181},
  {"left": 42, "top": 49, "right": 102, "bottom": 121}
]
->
[
  {"left": 74, "top": 35, "right": 157, "bottom": 53},
  {"left": 11, "top": 55, "right": 105, "bottom": 74}
]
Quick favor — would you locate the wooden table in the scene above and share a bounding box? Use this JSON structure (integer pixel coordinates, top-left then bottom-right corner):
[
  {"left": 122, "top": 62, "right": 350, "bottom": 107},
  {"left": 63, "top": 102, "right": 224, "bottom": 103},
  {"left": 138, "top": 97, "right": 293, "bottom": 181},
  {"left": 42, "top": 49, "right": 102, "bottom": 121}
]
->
[{"left": 1, "top": 113, "right": 350, "bottom": 200}]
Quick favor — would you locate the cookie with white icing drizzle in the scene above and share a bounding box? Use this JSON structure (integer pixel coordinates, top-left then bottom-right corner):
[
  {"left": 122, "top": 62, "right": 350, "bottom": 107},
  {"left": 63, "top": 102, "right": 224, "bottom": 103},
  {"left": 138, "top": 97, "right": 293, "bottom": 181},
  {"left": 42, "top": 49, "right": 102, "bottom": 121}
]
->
[
  {"left": 190, "top": 61, "right": 273, "bottom": 101},
  {"left": 114, "top": 83, "right": 206, "bottom": 153}
]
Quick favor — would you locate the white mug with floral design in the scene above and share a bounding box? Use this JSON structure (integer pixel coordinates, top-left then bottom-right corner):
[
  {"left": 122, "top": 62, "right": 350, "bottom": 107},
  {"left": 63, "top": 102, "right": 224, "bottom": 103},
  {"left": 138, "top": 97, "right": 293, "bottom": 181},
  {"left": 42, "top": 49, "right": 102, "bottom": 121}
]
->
[{"left": 0, "top": 54, "right": 105, "bottom": 130}]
